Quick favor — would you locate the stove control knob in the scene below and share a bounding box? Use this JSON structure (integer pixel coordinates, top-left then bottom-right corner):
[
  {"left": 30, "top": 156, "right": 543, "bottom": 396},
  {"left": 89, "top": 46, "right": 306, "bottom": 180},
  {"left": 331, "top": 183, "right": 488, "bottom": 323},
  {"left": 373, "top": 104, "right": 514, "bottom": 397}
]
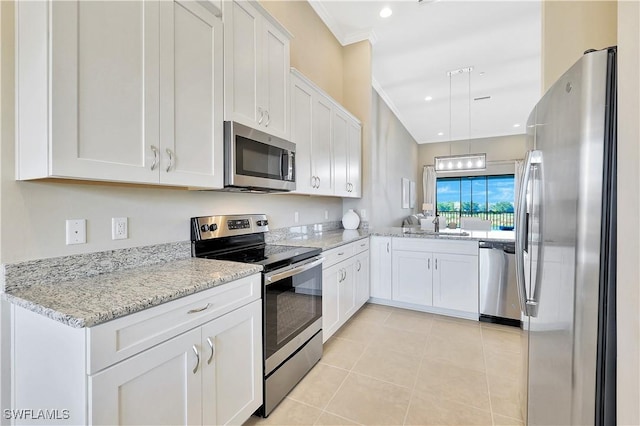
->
[
  {"left": 210, "top": 224, "right": 218, "bottom": 231},
  {"left": 200, "top": 224, "right": 210, "bottom": 232}
]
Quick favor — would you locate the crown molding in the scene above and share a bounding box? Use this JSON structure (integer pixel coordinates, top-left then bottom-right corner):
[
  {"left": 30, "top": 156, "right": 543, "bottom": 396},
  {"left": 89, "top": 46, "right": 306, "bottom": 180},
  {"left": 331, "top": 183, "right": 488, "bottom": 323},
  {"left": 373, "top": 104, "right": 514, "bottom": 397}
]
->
[
  {"left": 372, "top": 77, "right": 419, "bottom": 144},
  {"left": 308, "top": 0, "right": 377, "bottom": 46}
]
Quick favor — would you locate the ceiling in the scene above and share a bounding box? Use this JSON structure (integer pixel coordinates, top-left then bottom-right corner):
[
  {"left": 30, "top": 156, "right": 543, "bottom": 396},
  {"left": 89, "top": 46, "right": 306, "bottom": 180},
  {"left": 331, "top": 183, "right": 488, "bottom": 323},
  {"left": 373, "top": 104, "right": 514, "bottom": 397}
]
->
[{"left": 309, "top": 0, "right": 542, "bottom": 144}]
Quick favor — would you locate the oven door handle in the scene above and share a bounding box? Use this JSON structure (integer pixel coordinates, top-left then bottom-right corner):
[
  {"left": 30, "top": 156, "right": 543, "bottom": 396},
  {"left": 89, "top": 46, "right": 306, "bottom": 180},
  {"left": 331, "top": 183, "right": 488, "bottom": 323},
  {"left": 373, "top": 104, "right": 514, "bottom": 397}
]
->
[{"left": 265, "top": 257, "right": 325, "bottom": 285}]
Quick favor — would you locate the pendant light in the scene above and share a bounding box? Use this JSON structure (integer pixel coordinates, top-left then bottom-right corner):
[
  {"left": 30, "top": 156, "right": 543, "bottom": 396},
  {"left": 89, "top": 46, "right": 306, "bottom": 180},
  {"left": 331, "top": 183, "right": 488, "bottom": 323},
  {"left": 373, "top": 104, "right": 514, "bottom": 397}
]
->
[{"left": 435, "top": 66, "right": 486, "bottom": 172}]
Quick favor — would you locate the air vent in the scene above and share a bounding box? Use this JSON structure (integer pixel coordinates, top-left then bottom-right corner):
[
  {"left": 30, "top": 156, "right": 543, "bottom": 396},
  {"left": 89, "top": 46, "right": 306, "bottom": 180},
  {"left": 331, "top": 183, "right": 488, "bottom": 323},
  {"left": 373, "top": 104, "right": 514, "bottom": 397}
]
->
[{"left": 474, "top": 96, "right": 492, "bottom": 101}]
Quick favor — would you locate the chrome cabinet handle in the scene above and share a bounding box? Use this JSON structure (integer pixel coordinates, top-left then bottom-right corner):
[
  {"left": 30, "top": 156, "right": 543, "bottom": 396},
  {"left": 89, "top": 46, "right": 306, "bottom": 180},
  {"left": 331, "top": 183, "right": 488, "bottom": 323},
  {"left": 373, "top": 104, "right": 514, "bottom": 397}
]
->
[
  {"left": 187, "top": 303, "right": 211, "bottom": 314},
  {"left": 435, "top": 258, "right": 438, "bottom": 270},
  {"left": 166, "top": 148, "right": 173, "bottom": 172},
  {"left": 206, "top": 337, "right": 215, "bottom": 365},
  {"left": 428, "top": 258, "right": 430, "bottom": 269},
  {"left": 317, "top": 177, "right": 321, "bottom": 188},
  {"left": 311, "top": 176, "right": 317, "bottom": 188},
  {"left": 386, "top": 242, "right": 390, "bottom": 253},
  {"left": 257, "top": 107, "right": 264, "bottom": 125},
  {"left": 338, "top": 252, "right": 345, "bottom": 256},
  {"left": 150, "top": 145, "right": 159, "bottom": 171},
  {"left": 265, "top": 110, "right": 270, "bottom": 127},
  {"left": 356, "top": 260, "right": 361, "bottom": 271},
  {"left": 192, "top": 345, "right": 200, "bottom": 374}
]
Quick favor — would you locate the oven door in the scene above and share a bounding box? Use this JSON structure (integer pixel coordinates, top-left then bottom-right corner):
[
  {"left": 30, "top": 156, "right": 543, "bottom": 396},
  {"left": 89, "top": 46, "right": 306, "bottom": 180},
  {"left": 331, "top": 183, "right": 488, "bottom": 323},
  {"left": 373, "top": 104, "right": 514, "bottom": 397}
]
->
[
  {"left": 224, "top": 121, "right": 296, "bottom": 191},
  {"left": 263, "top": 257, "right": 323, "bottom": 375}
]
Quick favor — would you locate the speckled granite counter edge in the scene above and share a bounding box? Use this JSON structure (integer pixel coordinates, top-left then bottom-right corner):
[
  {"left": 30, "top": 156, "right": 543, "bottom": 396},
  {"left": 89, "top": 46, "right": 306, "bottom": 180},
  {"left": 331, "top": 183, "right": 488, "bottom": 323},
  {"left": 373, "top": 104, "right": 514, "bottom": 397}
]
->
[
  {"left": 3, "top": 260, "right": 263, "bottom": 328},
  {"left": 368, "top": 230, "right": 515, "bottom": 243},
  {"left": 1, "top": 241, "right": 192, "bottom": 292}
]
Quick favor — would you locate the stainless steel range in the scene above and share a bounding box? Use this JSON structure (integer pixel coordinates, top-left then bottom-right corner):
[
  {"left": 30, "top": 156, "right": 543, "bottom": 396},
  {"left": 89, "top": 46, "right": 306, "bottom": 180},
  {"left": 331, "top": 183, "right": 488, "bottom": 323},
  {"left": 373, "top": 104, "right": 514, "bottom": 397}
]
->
[{"left": 190, "top": 214, "right": 323, "bottom": 417}]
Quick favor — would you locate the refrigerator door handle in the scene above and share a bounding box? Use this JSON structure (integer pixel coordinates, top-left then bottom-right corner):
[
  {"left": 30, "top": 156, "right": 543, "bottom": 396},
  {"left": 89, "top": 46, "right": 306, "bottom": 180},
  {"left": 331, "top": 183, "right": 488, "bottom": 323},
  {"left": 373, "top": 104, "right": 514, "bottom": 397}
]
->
[
  {"left": 515, "top": 149, "right": 542, "bottom": 316},
  {"left": 527, "top": 151, "right": 544, "bottom": 318}
]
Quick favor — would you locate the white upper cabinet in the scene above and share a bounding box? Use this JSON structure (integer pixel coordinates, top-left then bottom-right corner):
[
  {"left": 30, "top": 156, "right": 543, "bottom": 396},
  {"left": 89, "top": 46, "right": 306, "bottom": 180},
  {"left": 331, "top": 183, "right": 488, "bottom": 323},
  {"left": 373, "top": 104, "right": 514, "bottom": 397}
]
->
[
  {"left": 223, "top": 0, "right": 291, "bottom": 140},
  {"left": 16, "top": 0, "right": 224, "bottom": 188},
  {"left": 290, "top": 69, "right": 361, "bottom": 198},
  {"left": 160, "top": 1, "right": 224, "bottom": 188}
]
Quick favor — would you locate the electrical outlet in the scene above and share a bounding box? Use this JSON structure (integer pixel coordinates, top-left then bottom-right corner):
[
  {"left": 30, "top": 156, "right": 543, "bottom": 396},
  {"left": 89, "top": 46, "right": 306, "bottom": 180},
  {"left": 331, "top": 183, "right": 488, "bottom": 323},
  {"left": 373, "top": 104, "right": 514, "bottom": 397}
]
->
[
  {"left": 66, "top": 219, "right": 86, "bottom": 245},
  {"left": 324, "top": 210, "right": 329, "bottom": 220},
  {"left": 112, "top": 217, "right": 128, "bottom": 240},
  {"left": 294, "top": 211, "right": 299, "bottom": 223},
  {"left": 360, "top": 209, "right": 367, "bottom": 220}
]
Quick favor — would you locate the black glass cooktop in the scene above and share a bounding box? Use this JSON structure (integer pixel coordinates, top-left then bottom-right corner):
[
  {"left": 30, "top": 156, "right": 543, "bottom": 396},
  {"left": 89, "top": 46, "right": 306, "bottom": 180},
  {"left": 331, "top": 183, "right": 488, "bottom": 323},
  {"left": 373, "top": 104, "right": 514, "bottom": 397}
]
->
[{"left": 200, "top": 244, "right": 321, "bottom": 272}]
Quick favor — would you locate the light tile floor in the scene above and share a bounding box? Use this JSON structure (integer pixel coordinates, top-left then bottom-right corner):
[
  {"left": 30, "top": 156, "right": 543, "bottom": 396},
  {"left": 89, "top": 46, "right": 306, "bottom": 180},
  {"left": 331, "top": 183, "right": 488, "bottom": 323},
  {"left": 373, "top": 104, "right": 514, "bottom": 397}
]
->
[{"left": 245, "top": 304, "right": 524, "bottom": 426}]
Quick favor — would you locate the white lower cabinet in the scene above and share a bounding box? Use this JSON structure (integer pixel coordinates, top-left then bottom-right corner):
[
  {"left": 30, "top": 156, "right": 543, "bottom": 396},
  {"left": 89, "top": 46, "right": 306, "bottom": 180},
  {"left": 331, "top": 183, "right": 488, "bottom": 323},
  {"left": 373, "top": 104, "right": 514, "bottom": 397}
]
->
[
  {"left": 432, "top": 253, "right": 479, "bottom": 313},
  {"left": 11, "top": 274, "right": 263, "bottom": 426},
  {"left": 369, "top": 236, "right": 392, "bottom": 299},
  {"left": 392, "top": 250, "right": 433, "bottom": 306},
  {"left": 382, "top": 238, "right": 479, "bottom": 319},
  {"left": 89, "top": 328, "right": 203, "bottom": 425},
  {"left": 322, "top": 239, "right": 369, "bottom": 342}
]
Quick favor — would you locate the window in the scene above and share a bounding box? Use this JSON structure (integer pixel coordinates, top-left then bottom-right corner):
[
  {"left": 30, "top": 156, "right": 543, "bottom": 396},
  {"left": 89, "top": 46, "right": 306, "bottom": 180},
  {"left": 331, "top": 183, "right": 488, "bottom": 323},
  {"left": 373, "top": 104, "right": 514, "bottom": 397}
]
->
[{"left": 436, "top": 175, "right": 515, "bottom": 230}]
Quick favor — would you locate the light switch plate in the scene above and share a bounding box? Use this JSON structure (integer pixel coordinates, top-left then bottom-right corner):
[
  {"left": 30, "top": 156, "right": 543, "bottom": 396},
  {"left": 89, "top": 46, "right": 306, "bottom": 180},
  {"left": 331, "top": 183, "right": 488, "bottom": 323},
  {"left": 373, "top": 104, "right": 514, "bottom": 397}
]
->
[
  {"left": 112, "top": 217, "right": 128, "bottom": 240},
  {"left": 66, "top": 219, "right": 86, "bottom": 245}
]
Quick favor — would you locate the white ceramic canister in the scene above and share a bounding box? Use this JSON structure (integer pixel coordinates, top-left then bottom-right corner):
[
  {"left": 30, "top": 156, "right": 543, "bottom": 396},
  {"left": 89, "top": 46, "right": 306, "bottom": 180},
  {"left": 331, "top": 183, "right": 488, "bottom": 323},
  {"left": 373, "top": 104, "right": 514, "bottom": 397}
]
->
[{"left": 341, "top": 209, "right": 360, "bottom": 230}]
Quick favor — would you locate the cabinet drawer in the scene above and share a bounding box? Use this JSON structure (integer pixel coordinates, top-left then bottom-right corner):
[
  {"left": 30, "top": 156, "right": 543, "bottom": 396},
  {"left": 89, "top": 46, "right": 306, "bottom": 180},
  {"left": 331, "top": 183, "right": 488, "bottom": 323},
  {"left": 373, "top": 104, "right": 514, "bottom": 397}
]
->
[
  {"left": 353, "top": 238, "right": 369, "bottom": 254},
  {"left": 87, "top": 273, "right": 261, "bottom": 374},
  {"left": 392, "top": 237, "right": 478, "bottom": 255},
  {"left": 323, "top": 244, "right": 356, "bottom": 268}
]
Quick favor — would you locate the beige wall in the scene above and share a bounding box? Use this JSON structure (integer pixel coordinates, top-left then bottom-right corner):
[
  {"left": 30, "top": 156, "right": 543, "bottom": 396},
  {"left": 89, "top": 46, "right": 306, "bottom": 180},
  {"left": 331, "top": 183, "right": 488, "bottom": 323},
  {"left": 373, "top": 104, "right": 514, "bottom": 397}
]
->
[
  {"left": 260, "top": 0, "right": 343, "bottom": 103},
  {"left": 542, "top": 1, "right": 617, "bottom": 91},
  {"left": 616, "top": 1, "right": 640, "bottom": 423},
  {"left": 0, "top": 1, "right": 345, "bottom": 264},
  {"left": 345, "top": 89, "right": 419, "bottom": 228}
]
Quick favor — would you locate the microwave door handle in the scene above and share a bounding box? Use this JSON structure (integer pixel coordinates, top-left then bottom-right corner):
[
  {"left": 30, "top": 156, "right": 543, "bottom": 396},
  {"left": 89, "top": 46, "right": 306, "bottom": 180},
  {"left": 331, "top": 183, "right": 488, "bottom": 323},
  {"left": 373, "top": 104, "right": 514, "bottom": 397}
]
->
[{"left": 287, "top": 151, "right": 295, "bottom": 181}]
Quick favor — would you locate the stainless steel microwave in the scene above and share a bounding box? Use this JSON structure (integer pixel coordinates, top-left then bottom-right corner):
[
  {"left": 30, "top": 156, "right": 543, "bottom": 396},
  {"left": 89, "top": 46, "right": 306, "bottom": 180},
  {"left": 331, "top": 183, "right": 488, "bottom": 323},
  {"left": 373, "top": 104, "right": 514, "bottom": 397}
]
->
[{"left": 224, "top": 121, "right": 296, "bottom": 192}]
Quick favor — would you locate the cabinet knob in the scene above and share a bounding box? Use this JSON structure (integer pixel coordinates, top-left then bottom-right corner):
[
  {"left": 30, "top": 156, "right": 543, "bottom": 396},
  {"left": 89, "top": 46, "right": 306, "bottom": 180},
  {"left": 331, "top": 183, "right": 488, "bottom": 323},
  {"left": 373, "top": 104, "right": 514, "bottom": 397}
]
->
[
  {"left": 166, "top": 148, "right": 174, "bottom": 173},
  {"left": 265, "top": 110, "right": 271, "bottom": 127},
  {"left": 206, "top": 337, "right": 215, "bottom": 365},
  {"left": 257, "top": 107, "right": 264, "bottom": 125},
  {"left": 192, "top": 345, "right": 200, "bottom": 374},
  {"left": 150, "top": 145, "right": 159, "bottom": 171}
]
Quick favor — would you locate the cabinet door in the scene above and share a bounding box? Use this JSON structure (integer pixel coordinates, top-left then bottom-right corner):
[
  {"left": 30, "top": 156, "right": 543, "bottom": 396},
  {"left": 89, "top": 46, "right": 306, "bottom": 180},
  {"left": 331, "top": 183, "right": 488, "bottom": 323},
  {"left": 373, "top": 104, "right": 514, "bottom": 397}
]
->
[
  {"left": 224, "top": 0, "right": 261, "bottom": 128},
  {"left": 201, "top": 300, "right": 262, "bottom": 426},
  {"left": 347, "top": 120, "right": 362, "bottom": 198},
  {"left": 322, "top": 263, "right": 341, "bottom": 342},
  {"left": 339, "top": 263, "right": 357, "bottom": 322},
  {"left": 432, "top": 253, "right": 479, "bottom": 314},
  {"left": 160, "top": 1, "right": 223, "bottom": 188},
  {"left": 355, "top": 251, "right": 370, "bottom": 309},
  {"left": 333, "top": 109, "right": 349, "bottom": 197},
  {"left": 370, "top": 237, "right": 392, "bottom": 300},
  {"left": 312, "top": 95, "right": 334, "bottom": 195},
  {"left": 262, "top": 19, "right": 290, "bottom": 139},
  {"left": 51, "top": 1, "right": 159, "bottom": 183},
  {"left": 392, "top": 250, "right": 433, "bottom": 306},
  {"left": 89, "top": 328, "right": 201, "bottom": 425},
  {"left": 291, "top": 74, "right": 315, "bottom": 194}
]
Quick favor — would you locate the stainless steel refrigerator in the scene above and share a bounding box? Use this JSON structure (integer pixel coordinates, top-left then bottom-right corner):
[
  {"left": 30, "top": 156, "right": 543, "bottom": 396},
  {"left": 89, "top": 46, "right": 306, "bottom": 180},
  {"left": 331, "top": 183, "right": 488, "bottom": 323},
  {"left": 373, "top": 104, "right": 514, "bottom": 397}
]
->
[{"left": 516, "top": 47, "right": 616, "bottom": 425}]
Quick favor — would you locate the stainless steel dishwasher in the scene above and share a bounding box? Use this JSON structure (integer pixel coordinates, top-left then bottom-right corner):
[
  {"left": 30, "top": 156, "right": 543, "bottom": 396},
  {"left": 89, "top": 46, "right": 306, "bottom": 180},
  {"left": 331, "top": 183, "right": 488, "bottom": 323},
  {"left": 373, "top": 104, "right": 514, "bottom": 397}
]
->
[{"left": 478, "top": 240, "right": 521, "bottom": 327}]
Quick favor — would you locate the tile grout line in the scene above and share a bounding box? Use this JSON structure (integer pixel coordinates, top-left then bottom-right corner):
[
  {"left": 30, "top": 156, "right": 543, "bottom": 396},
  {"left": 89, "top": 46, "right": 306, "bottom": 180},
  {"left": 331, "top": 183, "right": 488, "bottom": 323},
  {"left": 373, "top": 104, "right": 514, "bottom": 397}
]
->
[
  {"left": 402, "top": 318, "right": 434, "bottom": 425},
  {"left": 480, "top": 326, "right": 497, "bottom": 426}
]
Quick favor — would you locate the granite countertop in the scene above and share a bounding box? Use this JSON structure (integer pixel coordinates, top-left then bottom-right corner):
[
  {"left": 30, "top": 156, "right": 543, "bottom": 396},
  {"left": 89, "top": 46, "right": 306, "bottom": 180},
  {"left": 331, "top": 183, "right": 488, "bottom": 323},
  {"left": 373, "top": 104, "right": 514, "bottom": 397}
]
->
[
  {"left": 369, "top": 227, "right": 516, "bottom": 243},
  {"left": 272, "top": 229, "right": 370, "bottom": 251},
  {"left": 3, "top": 258, "right": 262, "bottom": 328}
]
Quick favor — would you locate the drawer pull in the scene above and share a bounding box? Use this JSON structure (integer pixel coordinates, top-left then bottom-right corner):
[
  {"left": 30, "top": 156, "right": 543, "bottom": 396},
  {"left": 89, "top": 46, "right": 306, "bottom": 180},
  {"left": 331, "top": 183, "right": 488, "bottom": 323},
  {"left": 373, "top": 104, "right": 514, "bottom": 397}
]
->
[
  {"left": 338, "top": 252, "right": 345, "bottom": 256},
  {"left": 187, "top": 303, "right": 211, "bottom": 314},
  {"left": 192, "top": 345, "right": 200, "bottom": 374},
  {"left": 206, "top": 337, "right": 215, "bottom": 365}
]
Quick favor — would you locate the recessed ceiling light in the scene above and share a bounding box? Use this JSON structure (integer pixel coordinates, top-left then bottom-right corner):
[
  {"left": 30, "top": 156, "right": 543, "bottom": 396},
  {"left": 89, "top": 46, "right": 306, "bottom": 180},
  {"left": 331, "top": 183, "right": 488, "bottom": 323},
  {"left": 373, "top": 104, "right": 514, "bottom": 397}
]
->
[
  {"left": 513, "top": 123, "right": 521, "bottom": 128},
  {"left": 379, "top": 7, "right": 392, "bottom": 18},
  {"left": 424, "top": 96, "right": 433, "bottom": 102},
  {"left": 437, "top": 132, "right": 444, "bottom": 136}
]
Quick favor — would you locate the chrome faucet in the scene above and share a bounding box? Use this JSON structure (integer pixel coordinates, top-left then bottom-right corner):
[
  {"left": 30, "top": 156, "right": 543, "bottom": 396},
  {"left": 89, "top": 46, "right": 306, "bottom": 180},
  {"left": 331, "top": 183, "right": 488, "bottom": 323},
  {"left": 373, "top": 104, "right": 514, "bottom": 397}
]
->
[{"left": 432, "top": 215, "right": 440, "bottom": 233}]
